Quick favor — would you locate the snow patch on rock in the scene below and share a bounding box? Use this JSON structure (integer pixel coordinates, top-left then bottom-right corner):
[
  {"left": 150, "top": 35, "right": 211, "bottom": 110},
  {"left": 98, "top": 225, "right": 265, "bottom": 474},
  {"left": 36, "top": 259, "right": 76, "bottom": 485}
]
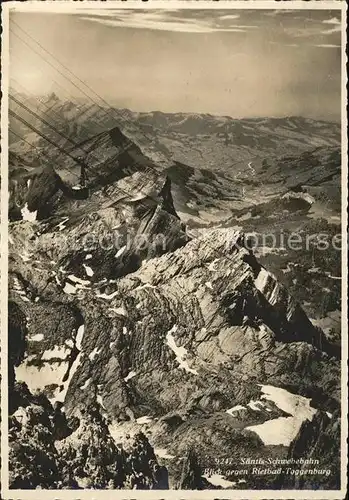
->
[
  {"left": 248, "top": 400, "right": 263, "bottom": 412},
  {"left": 154, "top": 448, "right": 175, "bottom": 460},
  {"left": 55, "top": 217, "right": 69, "bottom": 232},
  {"left": 67, "top": 275, "right": 90, "bottom": 286},
  {"left": 96, "top": 290, "right": 119, "bottom": 300},
  {"left": 80, "top": 378, "right": 91, "bottom": 390},
  {"left": 208, "top": 259, "right": 219, "bottom": 271},
  {"left": 88, "top": 347, "right": 100, "bottom": 361},
  {"left": 41, "top": 346, "right": 70, "bottom": 361},
  {"left": 205, "top": 281, "right": 213, "bottom": 290},
  {"left": 15, "top": 361, "right": 68, "bottom": 397},
  {"left": 20, "top": 251, "right": 31, "bottom": 262},
  {"left": 115, "top": 245, "right": 126, "bottom": 258},
  {"left": 124, "top": 370, "right": 137, "bottom": 382},
  {"left": 166, "top": 326, "right": 198, "bottom": 375},
  {"left": 28, "top": 333, "right": 45, "bottom": 342},
  {"left": 203, "top": 473, "right": 236, "bottom": 488},
  {"left": 109, "top": 306, "right": 127, "bottom": 316},
  {"left": 13, "top": 407, "right": 30, "bottom": 426},
  {"left": 21, "top": 203, "right": 37, "bottom": 222},
  {"left": 254, "top": 268, "right": 270, "bottom": 294},
  {"left": 63, "top": 282, "right": 76, "bottom": 295},
  {"left": 97, "top": 394, "right": 106, "bottom": 410},
  {"left": 136, "top": 416, "right": 153, "bottom": 425},
  {"left": 75, "top": 324, "right": 85, "bottom": 350},
  {"left": 245, "top": 385, "right": 317, "bottom": 446},
  {"left": 83, "top": 264, "right": 94, "bottom": 277},
  {"left": 226, "top": 405, "right": 246, "bottom": 415},
  {"left": 282, "top": 191, "right": 315, "bottom": 205}
]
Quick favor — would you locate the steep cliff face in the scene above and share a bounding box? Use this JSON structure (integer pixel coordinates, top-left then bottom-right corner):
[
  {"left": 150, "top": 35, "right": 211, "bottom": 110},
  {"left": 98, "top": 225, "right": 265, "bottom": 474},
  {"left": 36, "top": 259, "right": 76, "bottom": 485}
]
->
[
  {"left": 9, "top": 392, "right": 67, "bottom": 489},
  {"left": 179, "top": 448, "right": 211, "bottom": 490},
  {"left": 8, "top": 301, "right": 28, "bottom": 401},
  {"left": 55, "top": 407, "right": 165, "bottom": 489},
  {"left": 10, "top": 170, "right": 188, "bottom": 282}
]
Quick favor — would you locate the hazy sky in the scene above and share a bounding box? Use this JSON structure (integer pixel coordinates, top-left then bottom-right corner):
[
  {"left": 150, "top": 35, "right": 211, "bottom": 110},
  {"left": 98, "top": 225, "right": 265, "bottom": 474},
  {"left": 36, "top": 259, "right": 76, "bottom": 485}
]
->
[{"left": 9, "top": 7, "right": 342, "bottom": 121}]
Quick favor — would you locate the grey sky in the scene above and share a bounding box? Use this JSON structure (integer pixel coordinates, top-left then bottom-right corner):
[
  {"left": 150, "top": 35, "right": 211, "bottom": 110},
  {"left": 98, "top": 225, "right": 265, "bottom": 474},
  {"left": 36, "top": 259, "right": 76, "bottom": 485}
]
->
[{"left": 9, "top": 8, "right": 342, "bottom": 121}]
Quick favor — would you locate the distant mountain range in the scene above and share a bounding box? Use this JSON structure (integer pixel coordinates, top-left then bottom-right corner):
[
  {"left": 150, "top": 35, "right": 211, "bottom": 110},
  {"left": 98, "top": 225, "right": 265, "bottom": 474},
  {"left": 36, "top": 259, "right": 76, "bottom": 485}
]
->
[
  {"left": 10, "top": 92, "right": 340, "bottom": 170},
  {"left": 9, "top": 92, "right": 341, "bottom": 219}
]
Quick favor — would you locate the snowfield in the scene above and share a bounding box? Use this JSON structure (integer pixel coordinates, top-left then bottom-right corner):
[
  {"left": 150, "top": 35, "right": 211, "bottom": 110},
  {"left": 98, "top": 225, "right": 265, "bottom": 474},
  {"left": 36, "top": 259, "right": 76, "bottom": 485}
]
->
[{"left": 245, "top": 385, "right": 317, "bottom": 446}]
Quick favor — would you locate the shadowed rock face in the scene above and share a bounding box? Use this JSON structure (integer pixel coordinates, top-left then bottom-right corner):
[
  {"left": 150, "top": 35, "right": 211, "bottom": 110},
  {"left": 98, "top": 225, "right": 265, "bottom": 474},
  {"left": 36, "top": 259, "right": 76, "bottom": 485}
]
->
[
  {"left": 276, "top": 410, "right": 340, "bottom": 490},
  {"left": 8, "top": 301, "right": 27, "bottom": 397},
  {"left": 179, "top": 448, "right": 214, "bottom": 490},
  {"left": 9, "top": 165, "right": 89, "bottom": 221},
  {"left": 9, "top": 383, "right": 166, "bottom": 490},
  {"left": 26, "top": 166, "right": 63, "bottom": 214}
]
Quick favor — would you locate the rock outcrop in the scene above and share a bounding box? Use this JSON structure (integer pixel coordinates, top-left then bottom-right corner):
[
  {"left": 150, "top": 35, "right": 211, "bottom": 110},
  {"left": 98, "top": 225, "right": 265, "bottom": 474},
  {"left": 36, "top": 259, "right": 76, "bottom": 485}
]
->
[{"left": 9, "top": 382, "right": 166, "bottom": 490}]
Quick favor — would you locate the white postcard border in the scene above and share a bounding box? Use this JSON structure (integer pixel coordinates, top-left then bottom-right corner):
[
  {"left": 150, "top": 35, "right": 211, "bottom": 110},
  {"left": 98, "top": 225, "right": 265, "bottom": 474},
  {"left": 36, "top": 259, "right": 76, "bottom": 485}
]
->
[{"left": 1, "top": 1, "right": 347, "bottom": 499}]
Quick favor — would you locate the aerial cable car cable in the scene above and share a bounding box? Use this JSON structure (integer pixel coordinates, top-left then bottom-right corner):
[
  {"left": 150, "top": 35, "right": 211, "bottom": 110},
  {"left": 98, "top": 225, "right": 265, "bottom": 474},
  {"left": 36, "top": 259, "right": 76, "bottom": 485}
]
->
[
  {"left": 9, "top": 97, "right": 185, "bottom": 222},
  {"left": 10, "top": 22, "right": 172, "bottom": 162},
  {"left": 9, "top": 93, "right": 145, "bottom": 187},
  {"left": 13, "top": 93, "right": 157, "bottom": 186},
  {"left": 10, "top": 77, "right": 102, "bottom": 139},
  {"left": 9, "top": 28, "right": 191, "bottom": 212},
  {"left": 11, "top": 22, "right": 270, "bottom": 193},
  {"left": 10, "top": 28, "right": 121, "bottom": 129},
  {"left": 9, "top": 108, "right": 88, "bottom": 168},
  {"left": 9, "top": 112, "right": 165, "bottom": 216},
  {"left": 9, "top": 129, "right": 51, "bottom": 162},
  {"left": 10, "top": 28, "right": 170, "bottom": 193},
  {"left": 10, "top": 94, "right": 82, "bottom": 149},
  {"left": 9, "top": 93, "right": 107, "bottom": 170},
  {"left": 10, "top": 79, "right": 146, "bottom": 177}
]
